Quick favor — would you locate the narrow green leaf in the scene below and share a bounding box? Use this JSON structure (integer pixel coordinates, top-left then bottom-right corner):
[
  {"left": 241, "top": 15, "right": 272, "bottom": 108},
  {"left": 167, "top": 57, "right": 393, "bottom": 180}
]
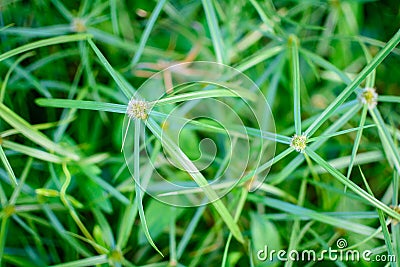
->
[
  {"left": 87, "top": 39, "right": 133, "bottom": 99},
  {"left": 300, "top": 48, "right": 351, "bottom": 84},
  {"left": 222, "top": 188, "right": 248, "bottom": 267},
  {"left": 378, "top": 95, "right": 400, "bottom": 103},
  {"left": 169, "top": 206, "right": 177, "bottom": 266},
  {"left": 235, "top": 46, "right": 283, "bottom": 73},
  {"left": 36, "top": 98, "right": 127, "bottom": 114},
  {"left": 358, "top": 39, "right": 376, "bottom": 88},
  {"left": 2, "top": 25, "right": 72, "bottom": 37},
  {"left": 50, "top": 255, "right": 108, "bottom": 267},
  {"left": 131, "top": 0, "right": 167, "bottom": 66},
  {"left": 1, "top": 52, "right": 35, "bottom": 103},
  {"left": 358, "top": 167, "right": 396, "bottom": 267},
  {"left": 146, "top": 118, "right": 244, "bottom": 243},
  {"left": 109, "top": 0, "right": 120, "bottom": 35},
  {"left": 43, "top": 205, "right": 92, "bottom": 257},
  {"left": 176, "top": 206, "right": 206, "bottom": 260},
  {"left": 81, "top": 168, "right": 130, "bottom": 205},
  {"left": 305, "top": 28, "right": 400, "bottom": 137},
  {"left": 0, "top": 212, "right": 10, "bottom": 266},
  {"left": 9, "top": 157, "right": 32, "bottom": 204},
  {"left": 4, "top": 60, "right": 51, "bottom": 98},
  {"left": 289, "top": 35, "right": 302, "bottom": 135},
  {"left": 247, "top": 194, "right": 382, "bottom": 238},
  {"left": 0, "top": 103, "right": 78, "bottom": 160},
  {"left": 51, "top": 0, "right": 74, "bottom": 21},
  {"left": 2, "top": 139, "right": 64, "bottom": 164},
  {"left": 248, "top": 0, "right": 275, "bottom": 34},
  {"left": 92, "top": 209, "right": 115, "bottom": 248},
  {"left": 307, "top": 123, "right": 374, "bottom": 142},
  {"left": 151, "top": 110, "right": 288, "bottom": 144},
  {"left": 0, "top": 145, "right": 17, "bottom": 186},
  {"left": 134, "top": 119, "right": 163, "bottom": 256},
  {"left": 346, "top": 105, "right": 368, "bottom": 180},
  {"left": 369, "top": 107, "right": 400, "bottom": 174},
  {"left": 306, "top": 148, "right": 400, "bottom": 221},
  {"left": 0, "top": 34, "right": 90, "bottom": 62},
  {"left": 392, "top": 171, "right": 400, "bottom": 259},
  {"left": 153, "top": 89, "right": 251, "bottom": 106},
  {"left": 202, "top": 0, "right": 225, "bottom": 63},
  {"left": 116, "top": 202, "right": 137, "bottom": 249}
]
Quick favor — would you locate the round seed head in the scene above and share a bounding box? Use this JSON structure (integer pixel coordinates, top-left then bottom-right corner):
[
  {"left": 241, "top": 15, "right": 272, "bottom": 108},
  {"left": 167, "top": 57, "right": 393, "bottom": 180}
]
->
[
  {"left": 290, "top": 134, "right": 307, "bottom": 153},
  {"left": 71, "top": 18, "right": 87, "bottom": 32},
  {"left": 127, "top": 99, "right": 149, "bottom": 120},
  {"left": 357, "top": 87, "right": 378, "bottom": 109}
]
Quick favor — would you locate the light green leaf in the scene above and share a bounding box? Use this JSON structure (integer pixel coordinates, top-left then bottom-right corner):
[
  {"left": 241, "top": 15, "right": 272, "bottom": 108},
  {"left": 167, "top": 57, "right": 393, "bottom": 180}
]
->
[{"left": 0, "top": 103, "right": 79, "bottom": 160}]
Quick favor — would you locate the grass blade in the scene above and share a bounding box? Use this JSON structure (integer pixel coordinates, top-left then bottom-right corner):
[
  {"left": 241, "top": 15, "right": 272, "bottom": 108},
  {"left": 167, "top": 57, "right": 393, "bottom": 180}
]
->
[
  {"left": 50, "top": 0, "right": 74, "bottom": 21},
  {"left": 300, "top": 48, "right": 351, "bottom": 84},
  {"left": 0, "top": 145, "right": 17, "bottom": 186},
  {"left": 130, "top": 0, "right": 167, "bottom": 66},
  {"left": 307, "top": 123, "right": 375, "bottom": 142},
  {"left": 235, "top": 46, "right": 283, "bottom": 73},
  {"left": 247, "top": 194, "right": 381, "bottom": 238},
  {"left": 369, "top": 107, "right": 400, "bottom": 174},
  {"left": 145, "top": 118, "right": 244, "bottom": 243},
  {"left": 201, "top": 0, "right": 225, "bottom": 64},
  {"left": 43, "top": 205, "right": 92, "bottom": 257},
  {"left": 0, "top": 103, "right": 79, "bottom": 160},
  {"left": 0, "top": 34, "right": 90, "bottom": 62},
  {"left": 346, "top": 104, "right": 368, "bottom": 180},
  {"left": 0, "top": 212, "right": 10, "bottom": 267},
  {"left": 222, "top": 188, "right": 247, "bottom": 267},
  {"left": 305, "top": 28, "right": 400, "bottom": 137},
  {"left": 134, "top": 119, "right": 163, "bottom": 256},
  {"left": 378, "top": 95, "right": 400, "bottom": 103},
  {"left": 2, "top": 140, "right": 63, "bottom": 163},
  {"left": 87, "top": 39, "right": 133, "bottom": 99},
  {"left": 289, "top": 35, "right": 302, "bottom": 135},
  {"left": 50, "top": 255, "right": 108, "bottom": 267},
  {"left": 36, "top": 99, "right": 127, "bottom": 114},
  {"left": 153, "top": 89, "right": 249, "bottom": 106},
  {"left": 109, "top": 0, "right": 120, "bottom": 35},
  {"left": 358, "top": 167, "right": 395, "bottom": 267},
  {"left": 176, "top": 206, "right": 206, "bottom": 259},
  {"left": 4, "top": 59, "right": 51, "bottom": 98},
  {"left": 0, "top": 52, "right": 35, "bottom": 102},
  {"left": 306, "top": 148, "right": 400, "bottom": 221}
]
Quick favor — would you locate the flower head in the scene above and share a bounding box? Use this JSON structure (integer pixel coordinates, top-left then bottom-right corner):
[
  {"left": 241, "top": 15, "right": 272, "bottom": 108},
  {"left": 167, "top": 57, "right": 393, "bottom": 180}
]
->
[
  {"left": 357, "top": 87, "right": 378, "bottom": 109},
  {"left": 290, "top": 134, "right": 307, "bottom": 153},
  {"left": 71, "top": 18, "right": 87, "bottom": 32},
  {"left": 127, "top": 99, "right": 149, "bottom": 120}
]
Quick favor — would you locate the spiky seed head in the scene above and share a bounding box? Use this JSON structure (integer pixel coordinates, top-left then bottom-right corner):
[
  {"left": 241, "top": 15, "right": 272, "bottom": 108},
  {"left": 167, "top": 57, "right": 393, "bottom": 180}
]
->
[
  {"left": 127, "top": 99, "right": 149, "bottom": 120},
  {"left": 71, "top": 18, "right": 87, "bottom": 32},
  {"left": 357, "top": 87, "right": 378, "bottom": 109},
  {"left": 290, "top": 134, "right": 307, "bottom": 153}
]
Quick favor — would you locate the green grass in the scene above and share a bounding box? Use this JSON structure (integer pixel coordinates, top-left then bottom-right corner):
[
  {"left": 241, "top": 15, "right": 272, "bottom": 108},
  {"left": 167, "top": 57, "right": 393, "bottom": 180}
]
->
[{"left": 1, "top": 0, "right": 400, "bottom": 266}]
